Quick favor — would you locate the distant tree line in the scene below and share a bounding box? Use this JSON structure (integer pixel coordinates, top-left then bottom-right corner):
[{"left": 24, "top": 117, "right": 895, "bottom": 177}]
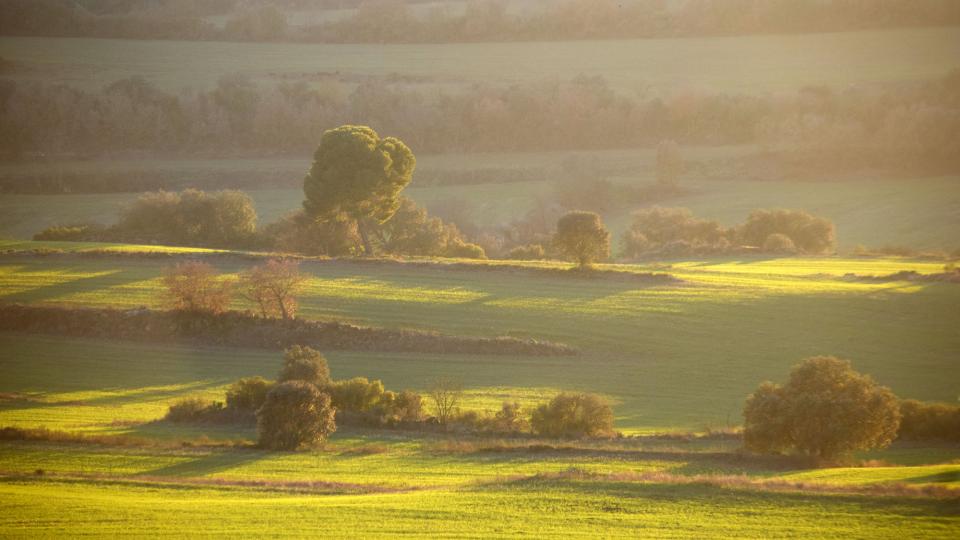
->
[
  {"left": 3, "top": 70, "right": 959, "bottom": 177},
  {"left": 4, "top": 0, "right": 960, "bottom": 43}
]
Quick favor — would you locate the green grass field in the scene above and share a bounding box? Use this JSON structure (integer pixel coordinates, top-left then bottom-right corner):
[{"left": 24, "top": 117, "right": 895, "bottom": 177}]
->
[
  {"left": 3, "top": 26, "right": 958, "bottom": 93},
  {"left": 1, "top": 253, "right": 957, "bottom": 433},
  {"left": 1, "top": 250, "right": 959, "bottom": 536}
]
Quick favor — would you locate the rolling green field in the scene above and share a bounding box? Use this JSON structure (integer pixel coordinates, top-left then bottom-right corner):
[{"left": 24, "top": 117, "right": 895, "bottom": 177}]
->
[
  {"left": 1, "top": 252, "right": 957, "bottom": 433},
  {"left": 3, "top": 26, "right": 959, "bottom": 93},
  {"left": 1, "top": 249, "right": 959, "bottom": 536}
]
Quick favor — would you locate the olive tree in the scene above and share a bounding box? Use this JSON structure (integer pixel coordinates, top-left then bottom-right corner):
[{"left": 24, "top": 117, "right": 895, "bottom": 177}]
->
[
  {"left": 302, "top": 125, "right": 416, "bottom": 255},
  {"left": 552, "top": 211, "right": 610, "bottom": 269},
  {"left": 744, "top": 356, "right": 901, "bottom": 462},
  {"left": 256, "top": 381, "right": 336, "bottom": 450}
]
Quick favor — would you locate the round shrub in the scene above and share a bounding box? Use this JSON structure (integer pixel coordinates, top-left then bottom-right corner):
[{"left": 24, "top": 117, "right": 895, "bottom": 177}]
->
[
  {"left": 256, "top": 381, "right": 337, "bottom": 451},
  {"left": 329, "top": 377, "right": 385, "bottom": 413},
  {"left": 763, "top": 233, "right": 798, "bottom": 254},
  {"left": 278, "top": 345, "right": 331, "bottom": 388},
  {"left": 530, "top": 393, "right": 614, "bottom": 438},
  {"left": 744, "top": 356, "right": 901, "bottom": 462}
]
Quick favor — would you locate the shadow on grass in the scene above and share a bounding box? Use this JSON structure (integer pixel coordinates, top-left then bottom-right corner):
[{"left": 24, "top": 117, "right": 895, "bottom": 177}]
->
[
  {"left": 138, "top": 449, "right": 268, "bottom": 478},
  {"left": 904, "top": 469, "right": 960, "bottom": 485},
  {"left": 0, "top": 267, "right": 147, "bottom": 304}
]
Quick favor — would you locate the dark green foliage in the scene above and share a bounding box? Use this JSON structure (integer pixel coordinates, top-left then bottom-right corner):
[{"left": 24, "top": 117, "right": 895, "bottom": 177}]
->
[
  {"left": 256, "top": 381, "right": 337, "bottom": 450},
  {"left": 278, "top": 346, "right": 330, "bottom": 388},
  {"left": 33, "top": 223, "right": 104, "bottom": 241},
  {"left": 372, "top": 389, "right": 425, "bottom": 424},
  {"left": 739, "top": 209, "right": 836, "bottom": 254},
  {"left": 898, "top": 399, "right": 960, "bottom": 442},
  {"left": 225, "top": 376, "right": 273, "bottom": 412},
  {"left": 622, "top": 207, "right": 728, "bottom": 257},
  {"left": 530, "top": 393, "right": 614, "bottom": 438},
  {"left": 116, "top": 189, "right": 257, "bottom": 248},
  {"left": 744, "top": 356, "right": 901, "bottom": 461},
  {"left": 763, "top": 233, "right": 799, "bottom": 254},
  {"left": 262, "top": 210, "right": 361, "bottom": 257},
  {"left": 485, "top": 402, "right": 530, "bottom": 434},
  {"left": 303, "top": 125, "right": 415, "bottom": 255},
  {"left": 553, "top": 211, "right": 611, "bottom": 269},
  {"left": 165, "top": 397, "right": 224, "bottom": 423},
  {"left": 506, "top": 244, "right": 546, "bottom": 260},
  {"left": 329, "top": 377, "right": 385, "bottom": 413},
  {"left": 371, "top": 197, "right": 484, "bottom": 259}
]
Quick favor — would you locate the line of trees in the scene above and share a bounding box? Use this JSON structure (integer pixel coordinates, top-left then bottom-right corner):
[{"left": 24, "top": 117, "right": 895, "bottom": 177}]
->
[
  {"left": 4, "top": 70, "right": 959, "bottom": 177},
  {"left": 5, "top": 0, "right": 960, "bottom": 43}
]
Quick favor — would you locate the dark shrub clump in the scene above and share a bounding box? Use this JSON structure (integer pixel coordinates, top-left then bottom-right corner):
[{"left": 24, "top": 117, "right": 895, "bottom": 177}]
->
[{"left": 530, "top": 393, "right": 614, "bottom": 438}]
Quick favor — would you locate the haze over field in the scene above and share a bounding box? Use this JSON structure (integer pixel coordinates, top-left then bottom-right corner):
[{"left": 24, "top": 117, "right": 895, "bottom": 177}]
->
[{"left": 0, "top": 1, "right": 959, "bottom": 537}]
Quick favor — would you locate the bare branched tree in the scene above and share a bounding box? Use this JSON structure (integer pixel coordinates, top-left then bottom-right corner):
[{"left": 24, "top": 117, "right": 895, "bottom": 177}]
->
[
  {"left": 428, "top": 377, "right": 463, "bottom": 426},
  {"left": 239, "top": 259, "right": 306, "bottom": 320}
]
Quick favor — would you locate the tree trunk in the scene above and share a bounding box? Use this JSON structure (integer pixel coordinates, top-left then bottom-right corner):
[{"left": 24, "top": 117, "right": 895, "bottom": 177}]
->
[{"left": 357, "top": 219, "right": 375, "bottom": 257}]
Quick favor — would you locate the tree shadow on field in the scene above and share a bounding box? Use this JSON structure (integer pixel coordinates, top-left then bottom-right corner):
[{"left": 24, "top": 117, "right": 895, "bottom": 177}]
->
[
  {"left": 903, "top": 469, "right": 960, "bottom": 485},
  {"left": 138, "top": 449, "right": 268, "bottom": 478},
  {"left": 1, "top": 267, "right": 147, "bottom": 304}
]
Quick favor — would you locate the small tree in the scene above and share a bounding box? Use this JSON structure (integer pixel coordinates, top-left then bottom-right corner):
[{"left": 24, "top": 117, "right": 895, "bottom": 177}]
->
[
  {"left": 428, "top": 377, "right": 463, "bottom": 426},
  {"left": 256, "top": 381, "right": 336, "bottom": 451},
  {"left": 278, "top": 346, "right": 331, "bottom": 388},
  {"left": 553, "top": 211, "right": 611, "bottom": 269},
  {"left": 240, "top": 259, "right": 306, "bottom": 320},
  {"left": 160, "top": 261, "right": 232, "bottom": 314},
  {"left": 744, "top": 356, "right": 901, "bottom": 462},
  {"left": 530, "top": 393, "right": 614, "bottom": 438}
]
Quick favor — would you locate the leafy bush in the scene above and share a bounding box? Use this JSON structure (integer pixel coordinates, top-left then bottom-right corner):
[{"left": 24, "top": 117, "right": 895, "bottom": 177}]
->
[
  {"left": 739, "top": 209, "right": 836, "bottom": 254},
  {"left": 116, "top": 189, "right": 258, "bottom": 248},
  {"left": 329, "top": 377, "right": 385, "bottom": 413},
  {"left": 744, "top": 356, "right": 901, "bottom": 461},
  {"left": 256, "top": 381, "right": 337, "bottom": 450},
  {"left": 484, "top": 402, "right": 530, "bottom": 434},
  {"left": 33, "top": 223, "right": 104, "bottom": 241},
  {"left": 278, "top": 346, "right": 331, "bottom": 388},
  {"left": 262, "top": 210, "right": 361, "bottom": 257},
  {"left": 165, "top": 398, "right": 223, "bottom": 423},
  {"left": 622, "top": 207, "right": 727, "bottom": 257},
  {"left": 530, "top": 393, "right": 614, "bottom": 438},
  {"left": 898, "top": 399, "right": 960, "bottom": 442},
  {"left": 225, "top": 376, "right": 273, "bottom": 412},
  {"left": 506, "top": 244, "right": 546, "bottom": 260},
  {"left": 160, "top": 261, "right": 233, "bottom": 314},
  {"left": 763, "top": 233, "right": 799, "bottom": 254},
  {"left": 445, "top": 241, "right": 487, "bottom": 259},
  {"left": 373, "top": 389, "right": 425, "bottom": 424}
]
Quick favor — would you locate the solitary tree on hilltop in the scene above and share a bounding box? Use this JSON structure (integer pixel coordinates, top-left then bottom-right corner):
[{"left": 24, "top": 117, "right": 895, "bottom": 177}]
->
[{"left": 302, "top": 125, "right": 416, "bottom": 256}]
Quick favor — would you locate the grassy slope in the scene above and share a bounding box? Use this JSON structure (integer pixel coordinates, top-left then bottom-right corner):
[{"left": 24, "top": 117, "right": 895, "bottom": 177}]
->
[
  {"left": 3, "top": 27, "right": 958, "bottom": 93},
  {"left": 1, "top": 254, "right": 957, "bottom": 433},
  {"left": 1, "top": 476, "right": 956, "bottom": 538}
]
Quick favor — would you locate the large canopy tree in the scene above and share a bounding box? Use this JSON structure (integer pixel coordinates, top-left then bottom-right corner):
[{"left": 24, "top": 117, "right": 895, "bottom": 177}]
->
[{"left": 302, "top": 125, "right": 416, "bottom": 255}]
